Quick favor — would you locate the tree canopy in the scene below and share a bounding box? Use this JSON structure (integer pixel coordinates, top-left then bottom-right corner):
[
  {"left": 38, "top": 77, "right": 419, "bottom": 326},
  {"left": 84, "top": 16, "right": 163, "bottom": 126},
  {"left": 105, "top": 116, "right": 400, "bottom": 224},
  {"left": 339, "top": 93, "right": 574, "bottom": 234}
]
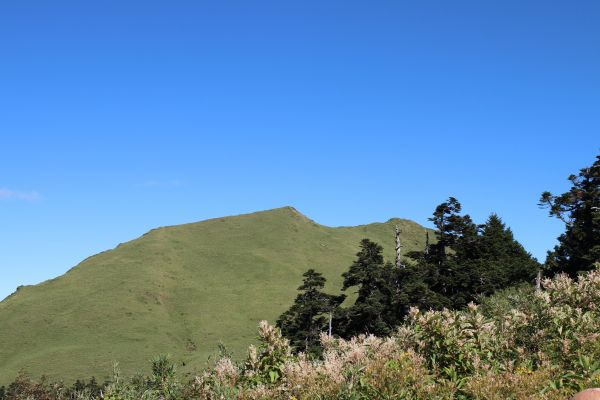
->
[
  {"left": 276, "top": 269, "right": 344, "bottom": 354},
  {"left": 540, "top": 153, "right": 600, "bottom": 277},
  {"left": 339, "top": 239, "right": 397, "bottom": 337},
  {"left": 279, "top": 198, "right": 540, "bottom": 346}
]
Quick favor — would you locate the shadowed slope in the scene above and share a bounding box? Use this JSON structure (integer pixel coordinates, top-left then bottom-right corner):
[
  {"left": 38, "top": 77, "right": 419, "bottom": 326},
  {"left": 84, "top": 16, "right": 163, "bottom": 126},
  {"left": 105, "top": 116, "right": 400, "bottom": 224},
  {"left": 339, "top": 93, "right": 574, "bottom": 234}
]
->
[{"left": 0, "top": 207, "right": 431, "bottom": 384}]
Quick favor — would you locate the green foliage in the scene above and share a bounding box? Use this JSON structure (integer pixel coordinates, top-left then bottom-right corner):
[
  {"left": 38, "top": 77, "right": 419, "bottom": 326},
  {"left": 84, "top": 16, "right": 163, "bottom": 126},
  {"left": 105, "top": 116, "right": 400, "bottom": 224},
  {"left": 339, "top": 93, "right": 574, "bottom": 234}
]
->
[
  {"left": 241, "top": 321, "right": 293, "bottom": 386},
  {"left": 540, "top": 153, "right": 600, "bottom": 277},
  {"left": 476, "top": 283, "right": 535, "bottom": 319},
  {"left": 340, "top": 239, "right": 398, "bottom": 337},
  {"left": 276, "top": 269, "right": 344, "bottom": 354},
  {"left": 278, "top": 201, "right": 539, "bottom": 346},
  {"left": 475, "top": 214, "right": 539, "bottom": 290},
  {"left": 5, "top": 267, "right": 600, "bottom": 399},
  {"left": 73, "top": 269, "right": 600, "bottom": 398},
  {"left": 147, "top": 355, "right": 181, "bottom": 399},
  {"left": 404, "top": 198, "right": 539, "bottom": 311}
]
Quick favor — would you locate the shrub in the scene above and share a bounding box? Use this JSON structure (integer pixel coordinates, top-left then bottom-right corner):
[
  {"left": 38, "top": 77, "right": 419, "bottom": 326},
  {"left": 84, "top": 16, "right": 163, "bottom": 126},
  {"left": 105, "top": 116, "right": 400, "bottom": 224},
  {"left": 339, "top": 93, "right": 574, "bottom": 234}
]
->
[{"left": 4, "top": 269, "right": 600, "bottom": 399}]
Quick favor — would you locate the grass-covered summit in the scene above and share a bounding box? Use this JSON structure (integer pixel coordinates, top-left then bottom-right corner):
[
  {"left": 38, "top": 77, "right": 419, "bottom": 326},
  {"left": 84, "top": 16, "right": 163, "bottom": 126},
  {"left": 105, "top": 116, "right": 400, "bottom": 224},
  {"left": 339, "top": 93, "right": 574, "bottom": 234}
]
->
[{"left": 0, "top": 207, "right": 431, "bottom": 384}]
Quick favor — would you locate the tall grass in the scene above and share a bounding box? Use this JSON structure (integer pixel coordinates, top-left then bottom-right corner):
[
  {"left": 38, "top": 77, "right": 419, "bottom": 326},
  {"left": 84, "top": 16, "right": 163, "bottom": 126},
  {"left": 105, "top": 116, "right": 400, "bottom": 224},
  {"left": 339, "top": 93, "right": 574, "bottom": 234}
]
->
[{"left": 3, "top": 268, "right": 600, "bottom": 399}]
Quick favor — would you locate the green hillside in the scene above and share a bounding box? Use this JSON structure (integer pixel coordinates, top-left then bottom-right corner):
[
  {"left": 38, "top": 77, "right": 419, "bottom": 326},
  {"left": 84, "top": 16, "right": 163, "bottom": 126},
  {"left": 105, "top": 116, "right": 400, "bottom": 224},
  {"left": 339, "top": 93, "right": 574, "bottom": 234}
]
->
[{"left": 0, "top": 207, "right": 432, "bottom": 385}]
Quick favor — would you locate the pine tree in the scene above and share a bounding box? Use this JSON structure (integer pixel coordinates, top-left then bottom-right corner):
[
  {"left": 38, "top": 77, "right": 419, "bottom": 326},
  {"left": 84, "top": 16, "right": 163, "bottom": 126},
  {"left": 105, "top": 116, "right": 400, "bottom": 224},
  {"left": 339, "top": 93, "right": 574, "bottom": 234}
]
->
[
  {"left": 276, "top": 269, "right": 345, "bottom": 354},
  {"left": 405, "top": 198, "right": 538, "bottom": 310},
  {"left": 340, "top": 239, "right": 396, "bottom": 337},
  {"left": 425, "top": 197, "right": 479, "bottom": 308},
  {"left": 395, "top": 262, "right": 450, "bottom": 312},
  {"left": 539, "top": 154, "right": 600, "bottom": 277},
  {"left": 474, "top": 214, "right": 539, "bottom": 294},
  {"left": 429, "top": 197, "right": 463, "bottom": 264}
]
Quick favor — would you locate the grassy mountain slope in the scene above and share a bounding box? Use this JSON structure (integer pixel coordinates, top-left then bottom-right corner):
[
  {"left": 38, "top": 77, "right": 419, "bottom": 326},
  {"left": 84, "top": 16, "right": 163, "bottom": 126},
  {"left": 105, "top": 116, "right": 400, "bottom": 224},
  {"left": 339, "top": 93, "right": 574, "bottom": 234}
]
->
[{"left": 0, "top": 207, "right": 432, "bottom": 385}]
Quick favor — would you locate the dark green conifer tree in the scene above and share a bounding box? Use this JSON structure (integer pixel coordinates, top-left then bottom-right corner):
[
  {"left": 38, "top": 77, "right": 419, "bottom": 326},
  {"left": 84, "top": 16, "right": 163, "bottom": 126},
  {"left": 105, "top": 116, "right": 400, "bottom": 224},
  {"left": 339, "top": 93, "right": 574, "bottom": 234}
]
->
[
  {"left": 276, "top": 269, "right": 345, "bottom": 354},
  {"left": 539, "top": 154, "right": 600, "bottom": 277},
  {"left": 340, "top": 239, "right": 396, "bottom": 337},
  {"left": 405, "top": 198, "right": 538, "bottom": 310},
  {"left": 394, "top": 263, "right": 449, "bottom": 312},
  {"left": 474, "top": 214, "right": 538, "bottom": 293},
  {"left": 423, "top": 197, "right": 479, "bottom": 308}
]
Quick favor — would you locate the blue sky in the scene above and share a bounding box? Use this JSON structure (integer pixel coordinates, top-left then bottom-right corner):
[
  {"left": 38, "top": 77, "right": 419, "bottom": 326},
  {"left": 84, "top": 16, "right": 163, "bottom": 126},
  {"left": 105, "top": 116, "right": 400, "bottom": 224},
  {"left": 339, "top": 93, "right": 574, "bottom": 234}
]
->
[{"left": 1, "top": 1, "right": 598, "bottom": 300}]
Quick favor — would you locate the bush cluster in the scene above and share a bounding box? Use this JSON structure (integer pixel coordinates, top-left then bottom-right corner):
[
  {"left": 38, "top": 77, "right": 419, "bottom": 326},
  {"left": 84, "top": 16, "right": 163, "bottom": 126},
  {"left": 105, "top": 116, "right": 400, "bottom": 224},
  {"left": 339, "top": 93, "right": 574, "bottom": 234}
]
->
[{"left": 3, "top": 268, "right": 600, "bottom": 399}]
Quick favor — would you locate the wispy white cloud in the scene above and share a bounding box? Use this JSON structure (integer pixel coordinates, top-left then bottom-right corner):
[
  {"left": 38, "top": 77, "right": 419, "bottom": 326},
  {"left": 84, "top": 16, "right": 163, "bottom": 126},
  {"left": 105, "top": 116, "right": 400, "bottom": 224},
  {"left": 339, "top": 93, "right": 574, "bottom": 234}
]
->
[{"left": 0, "top": 188, "right": 40, "bottom": 202}]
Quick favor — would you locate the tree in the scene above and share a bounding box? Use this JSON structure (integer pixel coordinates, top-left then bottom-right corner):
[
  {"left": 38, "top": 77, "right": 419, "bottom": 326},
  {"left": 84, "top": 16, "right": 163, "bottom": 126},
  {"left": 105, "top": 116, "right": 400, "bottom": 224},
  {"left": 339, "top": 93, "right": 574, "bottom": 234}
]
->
[
  {"left": 429, "top": 197, "right": 463, "bottom": 264},
  {"left": 540, "top": 154, "right": 600, "bottom": 277},
  {"left": 395, "top": 263, "right": 450, "bottom": 312},
  {"left": 276, "top": 269, "right": 345, "bottom": 354},
  {"left": 341, "top": 239, "right": 397, "bottom": 337},
  {"left": 473, "top": 214, "right": 538, "bottom": 294},
  {"left": 424, "top": 197, "right": 479, "bottom": 308},
  {"left": 406, "top": 198, "right": 539, "bottom": 310}
]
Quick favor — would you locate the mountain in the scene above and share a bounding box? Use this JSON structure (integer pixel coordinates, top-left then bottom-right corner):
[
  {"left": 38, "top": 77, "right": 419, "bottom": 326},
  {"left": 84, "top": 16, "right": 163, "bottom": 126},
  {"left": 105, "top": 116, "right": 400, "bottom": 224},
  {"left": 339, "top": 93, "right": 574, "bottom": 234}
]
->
[{"left": 0, "top": 207, "right": 432, "bottom": 384}]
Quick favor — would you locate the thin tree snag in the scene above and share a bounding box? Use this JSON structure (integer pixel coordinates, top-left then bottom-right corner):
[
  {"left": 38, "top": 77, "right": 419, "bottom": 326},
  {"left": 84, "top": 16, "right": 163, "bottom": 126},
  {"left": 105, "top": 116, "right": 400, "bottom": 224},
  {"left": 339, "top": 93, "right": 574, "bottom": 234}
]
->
[{"left": 395, "top": 225, "right": 404, "bottom": 269}]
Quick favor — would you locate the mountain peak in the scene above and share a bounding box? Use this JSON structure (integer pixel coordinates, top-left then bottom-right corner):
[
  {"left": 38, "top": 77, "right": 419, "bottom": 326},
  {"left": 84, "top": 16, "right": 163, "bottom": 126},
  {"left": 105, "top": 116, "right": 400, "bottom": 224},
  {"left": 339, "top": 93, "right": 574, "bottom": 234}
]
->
[{"left": 0, "top": 207, "right": 432, "bottom": 384}]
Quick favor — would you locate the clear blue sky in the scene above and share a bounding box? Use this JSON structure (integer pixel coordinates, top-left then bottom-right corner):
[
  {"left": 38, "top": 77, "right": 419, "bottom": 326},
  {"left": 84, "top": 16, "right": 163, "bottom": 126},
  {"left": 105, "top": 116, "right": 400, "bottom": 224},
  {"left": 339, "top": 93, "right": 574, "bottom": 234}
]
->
[{"left": 1, "top": 1, "right": 598, "bottom": 300}]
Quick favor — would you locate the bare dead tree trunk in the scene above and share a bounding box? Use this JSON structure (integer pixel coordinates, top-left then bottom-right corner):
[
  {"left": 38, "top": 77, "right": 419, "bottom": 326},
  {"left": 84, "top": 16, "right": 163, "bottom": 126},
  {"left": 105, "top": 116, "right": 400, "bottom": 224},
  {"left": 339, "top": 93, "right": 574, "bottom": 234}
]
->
[
  {"left": 425, "top": 231, "right": 430, "bottom": 255},
  {"left": 328, "top": 312, "right": 333, "bottom": 337},
  {"left": 395, "top": 225, "right": 403, "bottom": 269},
  {"left": 536, "top": 269, "right": 542, "bottom": 292}
]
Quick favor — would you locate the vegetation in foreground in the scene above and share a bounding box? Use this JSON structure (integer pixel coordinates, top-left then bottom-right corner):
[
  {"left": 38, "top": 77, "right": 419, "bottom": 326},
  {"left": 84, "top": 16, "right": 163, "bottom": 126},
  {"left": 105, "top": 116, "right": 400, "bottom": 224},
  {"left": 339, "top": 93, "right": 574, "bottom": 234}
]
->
[{"left": 2, "top": 268, "right": 600, "bottom": 399}]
